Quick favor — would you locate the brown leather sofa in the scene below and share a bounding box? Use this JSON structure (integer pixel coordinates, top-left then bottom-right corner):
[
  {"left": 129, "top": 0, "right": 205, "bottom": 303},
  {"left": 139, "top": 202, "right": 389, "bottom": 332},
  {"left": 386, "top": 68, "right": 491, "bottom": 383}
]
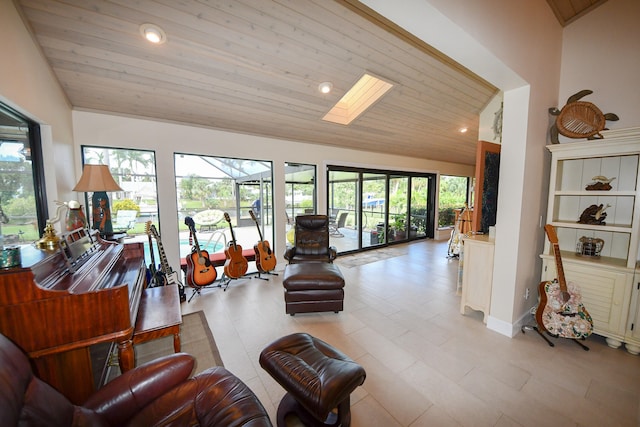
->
[
  {"left": 0, "top": 333, "right": 272, "bottom": 426},
  {"left": 283, "top": 215, "right": 337, "bottom": 264}
]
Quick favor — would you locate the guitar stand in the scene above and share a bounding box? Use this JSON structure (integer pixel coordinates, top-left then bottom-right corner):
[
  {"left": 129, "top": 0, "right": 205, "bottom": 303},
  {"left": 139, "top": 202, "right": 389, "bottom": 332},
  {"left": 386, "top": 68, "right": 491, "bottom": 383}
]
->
[
  {"left": 521, "top": 324, "right": 589, "bottom": 351},
  {"left": 252, "top": 270, "right": 279, "bottom": 281},
  {"left": 187, "top": 286, "right": 203, "bottom": 303},
  {"left": 219, "top": 274, "right": 250, "bottom": 291},
  {"left": 521, "top": 324, "right": 555, "bottom": 347},
  {"left": 186, "top": 278, "right": 229, "bottom": 301},
  {"left": 219, "top": 275, "right": 233, "bottom": 291}
]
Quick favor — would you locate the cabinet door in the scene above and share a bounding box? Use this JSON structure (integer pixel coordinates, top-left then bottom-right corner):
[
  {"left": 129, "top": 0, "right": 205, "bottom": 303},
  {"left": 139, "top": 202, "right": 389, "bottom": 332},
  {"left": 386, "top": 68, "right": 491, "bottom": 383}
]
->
[
  {"left": 460, "top": 239, "right": 494, "bottom": 322},
  {"left": 541, "top": 259, "right": 631, "bottom": 337},
  {"left": 625, "top": 281, "right": 640, "bottom": 353}
]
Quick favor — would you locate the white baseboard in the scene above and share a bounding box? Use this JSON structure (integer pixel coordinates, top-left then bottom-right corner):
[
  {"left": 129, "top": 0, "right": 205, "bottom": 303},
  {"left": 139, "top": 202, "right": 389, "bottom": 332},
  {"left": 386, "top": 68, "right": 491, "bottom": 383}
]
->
[
  {"left": 436, "top": 227, "right": 453, "bottom": 241},
  {"left": 486, "top": 316, "right": 514, "bottom": 337},
  {"left": 486, "top": 310, "right": 536, "bottom": 338}
]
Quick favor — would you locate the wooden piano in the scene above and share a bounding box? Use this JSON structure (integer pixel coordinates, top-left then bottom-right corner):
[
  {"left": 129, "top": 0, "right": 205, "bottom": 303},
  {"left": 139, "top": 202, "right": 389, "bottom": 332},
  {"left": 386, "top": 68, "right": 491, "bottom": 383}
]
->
[{"left": 0, "top": 228, "right": 147, "bottom": 404}]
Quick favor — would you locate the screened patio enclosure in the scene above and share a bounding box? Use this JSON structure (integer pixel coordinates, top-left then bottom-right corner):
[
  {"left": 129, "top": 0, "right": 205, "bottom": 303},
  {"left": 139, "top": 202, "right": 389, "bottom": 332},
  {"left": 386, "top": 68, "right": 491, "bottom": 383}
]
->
[
  {"left": 174, "top": 154, "right": 274, "bottom": 255},
  {"left": 284, "top": 162, "right": 316, "bottom": 222}
]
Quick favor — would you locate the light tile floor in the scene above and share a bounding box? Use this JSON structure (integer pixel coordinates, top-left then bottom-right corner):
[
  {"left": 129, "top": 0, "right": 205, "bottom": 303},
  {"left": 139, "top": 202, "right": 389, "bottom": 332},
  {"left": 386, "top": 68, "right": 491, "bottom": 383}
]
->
[{"left": 181, "top": 240, "right": 640, "bottom": 427}]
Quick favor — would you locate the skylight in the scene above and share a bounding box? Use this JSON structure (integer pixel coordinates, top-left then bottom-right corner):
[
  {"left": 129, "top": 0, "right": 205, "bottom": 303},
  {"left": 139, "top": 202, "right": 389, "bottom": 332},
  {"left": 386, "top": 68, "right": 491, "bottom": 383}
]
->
[{"left": 322, "top": 73, "right": 394, "bottom": 125}]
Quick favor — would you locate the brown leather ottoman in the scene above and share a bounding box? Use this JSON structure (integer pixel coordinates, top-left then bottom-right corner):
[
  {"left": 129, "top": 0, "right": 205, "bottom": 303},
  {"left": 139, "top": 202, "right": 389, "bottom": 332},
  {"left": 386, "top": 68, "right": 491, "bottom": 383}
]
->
[
  {"left": 259, "top": 333, "right": 366, "bottom": 427},
  {"left": 283, "top": 263, "right": 345, "bottom": 315}
]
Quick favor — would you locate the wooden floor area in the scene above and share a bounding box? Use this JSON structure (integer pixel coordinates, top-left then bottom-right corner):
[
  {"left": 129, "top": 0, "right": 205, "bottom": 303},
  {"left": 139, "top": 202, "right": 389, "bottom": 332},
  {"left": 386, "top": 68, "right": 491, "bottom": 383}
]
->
[{"left": 181, "top": 239, "right": 640, "bottom": 427}]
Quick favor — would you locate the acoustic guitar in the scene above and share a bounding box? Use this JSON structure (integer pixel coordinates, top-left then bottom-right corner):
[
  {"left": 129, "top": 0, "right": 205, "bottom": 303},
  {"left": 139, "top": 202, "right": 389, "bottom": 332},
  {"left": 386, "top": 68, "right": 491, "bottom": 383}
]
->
[
  {"left": 149, "top": 223, "right": 182, "bottom": 288},
  {"left": 223, "top": 212, "right": 248, "bottom": 279},
  {"left": 535, "top": 224, "right": 593, "bottom": 340},
  {"left": 249, "top": 209, "right": 276, "bottom": 273},
  {"left": 184, "top": 216, "right": 217, "bottom": 287}
]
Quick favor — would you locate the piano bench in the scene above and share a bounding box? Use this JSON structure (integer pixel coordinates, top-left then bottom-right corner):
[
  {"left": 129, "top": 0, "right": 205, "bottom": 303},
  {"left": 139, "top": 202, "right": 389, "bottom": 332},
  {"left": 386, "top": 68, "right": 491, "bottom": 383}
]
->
[{"left": 132, "top": 284, "right": 182, "bottom": 361}]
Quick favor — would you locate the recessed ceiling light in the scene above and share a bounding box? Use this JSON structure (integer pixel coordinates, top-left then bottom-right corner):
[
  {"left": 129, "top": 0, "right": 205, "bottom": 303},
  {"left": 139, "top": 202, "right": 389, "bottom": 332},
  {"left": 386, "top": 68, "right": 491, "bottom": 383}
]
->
[
  {"left": 318, "top": 82, "right": 333, "bottom": 94},
  {"left": 459, "top": 127, "right": 468, "bottom": 133},
  {"left": 322, "top": 73, "right": 394, "bottom": 125},
  {"left": 140, "top": 23, "right": 167, "bottom": 44}
]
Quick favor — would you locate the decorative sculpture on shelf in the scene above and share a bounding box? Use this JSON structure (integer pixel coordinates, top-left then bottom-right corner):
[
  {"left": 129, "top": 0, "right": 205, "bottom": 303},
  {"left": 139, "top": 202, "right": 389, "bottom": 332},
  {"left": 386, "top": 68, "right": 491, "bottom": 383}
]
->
[
  {"left": 585, "top": 175, "right": 616, "bottom": 191},
  {"left": 577, "top": 203, "right": 610, "bottom": 225},
  {"left": 576, "top": 236, "right": 605, "bottom": 257},
  {"left": 549, "top": 89, "right": 619, "bottom": 144}
]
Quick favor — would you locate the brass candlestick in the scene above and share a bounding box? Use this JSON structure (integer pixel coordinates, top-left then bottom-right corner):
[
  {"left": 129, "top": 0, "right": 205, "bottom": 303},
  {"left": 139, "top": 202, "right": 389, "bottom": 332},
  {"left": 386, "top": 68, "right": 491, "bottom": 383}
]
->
[{"left": 36, "top": 222, "right": 60, "bottom": 251}]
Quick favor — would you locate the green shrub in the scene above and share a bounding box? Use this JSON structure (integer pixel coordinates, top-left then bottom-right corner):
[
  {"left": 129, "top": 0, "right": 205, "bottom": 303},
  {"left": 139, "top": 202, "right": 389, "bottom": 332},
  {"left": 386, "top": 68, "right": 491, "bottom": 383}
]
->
[
  {"left": 4, "top": 196, "right": 36, "bottom": 217},
  {"left": 438, "top": 207, "right": 457, "bottom": 227},
  {"left": 112, "top": 199, "right": 140, "bottom": 215}
]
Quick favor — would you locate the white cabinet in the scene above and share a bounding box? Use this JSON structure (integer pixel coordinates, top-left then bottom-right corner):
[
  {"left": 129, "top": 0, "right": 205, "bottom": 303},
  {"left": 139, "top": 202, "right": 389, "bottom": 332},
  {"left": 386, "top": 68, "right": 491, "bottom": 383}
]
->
[
  {"left": 626, "top": 282, "right": 640, "bottom": 355},
  {"left": 540, "top": 257, "right": 631, "bottom": 346},
  {"left": 460, "top": 234, "right": 494, "bottom": 323},
  {"left": 542, "top": 128, "right": 640, "bottom": 353}
]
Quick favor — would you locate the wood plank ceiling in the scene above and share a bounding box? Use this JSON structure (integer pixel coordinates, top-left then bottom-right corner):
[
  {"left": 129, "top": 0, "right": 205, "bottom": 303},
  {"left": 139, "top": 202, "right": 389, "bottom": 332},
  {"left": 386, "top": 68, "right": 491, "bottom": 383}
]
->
[
  {"left": 546, "top": 0, "right": 608, "bottom": 26},
  {"left": 13, "top": 1, "right": 604, "bottom": 165}
]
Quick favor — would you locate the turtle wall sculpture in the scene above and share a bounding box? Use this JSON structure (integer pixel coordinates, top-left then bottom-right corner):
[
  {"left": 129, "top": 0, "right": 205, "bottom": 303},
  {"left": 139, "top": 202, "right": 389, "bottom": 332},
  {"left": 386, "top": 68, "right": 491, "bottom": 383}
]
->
[{"left": 549, "top": 89, "right": 619, "bottom": 144}]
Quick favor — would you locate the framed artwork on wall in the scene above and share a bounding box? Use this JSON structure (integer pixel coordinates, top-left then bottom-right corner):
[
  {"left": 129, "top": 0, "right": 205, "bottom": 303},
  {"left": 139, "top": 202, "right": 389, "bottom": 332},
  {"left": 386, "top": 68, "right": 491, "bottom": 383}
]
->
[{"left": 472, "top": 140, "right": 501, "bottom": 234}]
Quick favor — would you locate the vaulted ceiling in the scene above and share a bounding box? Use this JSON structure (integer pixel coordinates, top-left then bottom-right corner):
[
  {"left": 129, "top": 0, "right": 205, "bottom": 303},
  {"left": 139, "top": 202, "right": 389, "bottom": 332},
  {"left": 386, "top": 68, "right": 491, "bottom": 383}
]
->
[
  {"left": 546, "top": 0, "right": 608, "bottom": 27},
  {"left": 13, "top": 1, "right": 604, "bottom": 165}
]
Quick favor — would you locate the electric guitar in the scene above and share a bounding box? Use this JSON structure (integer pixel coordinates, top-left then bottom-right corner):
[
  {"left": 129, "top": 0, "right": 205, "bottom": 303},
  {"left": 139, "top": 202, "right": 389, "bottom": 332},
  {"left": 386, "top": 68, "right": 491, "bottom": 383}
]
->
[
  {"left": 535, "top": 224, "right": 593, "bottom": 340},
  {"left": 249, "top": 209, "right": 276, "bottom": 273},
  {"left": 145, "top": 221, "right": 165, "bottom": 287},
  {"left": 149, "top": 223, "right": 182, "bottom": 288},
  {"left": 184, "top": 216, "right": 217, "bottom": 287},
  {"left": 223, "top": 212, "right": 248, "bottom": 279}
]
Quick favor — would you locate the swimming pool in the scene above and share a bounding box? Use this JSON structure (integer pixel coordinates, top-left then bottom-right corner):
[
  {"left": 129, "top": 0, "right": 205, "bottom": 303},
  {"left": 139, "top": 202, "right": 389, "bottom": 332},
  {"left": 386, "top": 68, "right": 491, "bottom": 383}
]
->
[{"left": 143, "top": 238, "right": 225, "bottom": 264}]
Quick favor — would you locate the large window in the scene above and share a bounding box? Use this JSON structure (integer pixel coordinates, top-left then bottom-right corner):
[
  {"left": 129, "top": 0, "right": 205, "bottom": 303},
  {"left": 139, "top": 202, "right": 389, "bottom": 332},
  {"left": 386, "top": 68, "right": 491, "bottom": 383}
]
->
[
  {"left": 327, "top": 166, "right": 435, "bottom": 254},
  {"left": 0, "top": 103, "right": 47, "bottom": 246},
  {"left": 81, "top": 146, "right": 159, "bottom": 265},
  {"left": 174, "top": 154, "right": 273, "bottom": 258},
  {"left": 438, "top": 175, "right": 471, "bottom": 228},
  {"left": 284, "top": 162, "right": 316, "bottom": 223}
]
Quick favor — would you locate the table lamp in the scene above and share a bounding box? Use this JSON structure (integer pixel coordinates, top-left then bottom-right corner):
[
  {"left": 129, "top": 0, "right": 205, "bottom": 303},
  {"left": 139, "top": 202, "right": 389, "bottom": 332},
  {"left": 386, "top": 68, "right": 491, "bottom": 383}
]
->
[{"left": 73, "top": 164, "right": 123, "bottom": 235}]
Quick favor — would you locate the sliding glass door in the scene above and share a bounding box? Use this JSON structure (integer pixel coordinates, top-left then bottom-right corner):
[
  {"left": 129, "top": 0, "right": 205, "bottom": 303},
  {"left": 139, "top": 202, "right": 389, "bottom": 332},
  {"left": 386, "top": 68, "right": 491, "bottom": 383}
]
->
[
  {"left": 328, "top": 170, "right": 359, "bottom": 252},
  {"left": 327, "top": 166, "right": 435, "bottom": 254},
  {"left": 362, "top": 173, "right": 387, "bottom": 248},
  {"left": 410, "top": 177, "right": 431, "bottom": 239},
  {"left": 388, "top": 175, "right": 409, "bottom": 242}
]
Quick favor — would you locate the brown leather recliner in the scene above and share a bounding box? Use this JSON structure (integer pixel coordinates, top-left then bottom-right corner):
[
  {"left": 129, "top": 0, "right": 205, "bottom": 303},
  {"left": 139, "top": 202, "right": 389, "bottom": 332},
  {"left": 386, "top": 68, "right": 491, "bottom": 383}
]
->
[
  {"left": 0, "top": 333, "right": 272, "bottom": 426},
  {"left": 283, "top": 215, "right": 337, "bottom": 264}
]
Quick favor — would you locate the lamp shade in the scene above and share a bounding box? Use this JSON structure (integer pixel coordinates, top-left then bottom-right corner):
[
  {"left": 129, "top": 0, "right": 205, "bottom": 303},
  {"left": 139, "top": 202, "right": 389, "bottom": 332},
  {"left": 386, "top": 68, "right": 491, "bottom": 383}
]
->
[{"left": 73, "top": 165, "right": 123, "bottom": 192}]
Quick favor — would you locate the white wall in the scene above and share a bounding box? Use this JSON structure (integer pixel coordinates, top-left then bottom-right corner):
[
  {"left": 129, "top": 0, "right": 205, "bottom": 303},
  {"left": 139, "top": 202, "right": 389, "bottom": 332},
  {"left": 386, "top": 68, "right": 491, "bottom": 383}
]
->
[
  {"left": 361, "top": 0, "right": 563, "bottom": 335},
  {"left": 371, "top": 0, "right": 640, "bottom": 334},
  {"left": 558, "top": 0, "right": 640, "bottom": 134},
  {"left": 0, "top": 1, "right": 77, "bottom": 211},
  {"left": 72, "top": 110, "right": 474, "bottom": 274}
]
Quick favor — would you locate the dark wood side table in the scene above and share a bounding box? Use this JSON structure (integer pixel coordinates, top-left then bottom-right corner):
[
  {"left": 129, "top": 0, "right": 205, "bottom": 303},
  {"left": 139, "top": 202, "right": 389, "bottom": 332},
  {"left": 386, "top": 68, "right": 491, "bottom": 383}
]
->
[{"left": 132, "top": 284, "right": 182, "bottom": 358}]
